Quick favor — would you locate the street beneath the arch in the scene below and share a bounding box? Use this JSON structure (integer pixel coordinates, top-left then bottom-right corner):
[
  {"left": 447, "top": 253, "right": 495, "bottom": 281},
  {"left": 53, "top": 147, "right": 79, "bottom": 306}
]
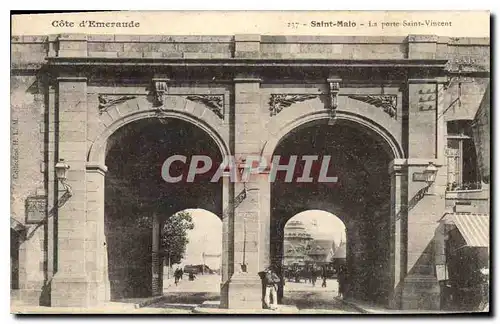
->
[{"left": 141, "top": 274, "right": 361, "bottom": 313}]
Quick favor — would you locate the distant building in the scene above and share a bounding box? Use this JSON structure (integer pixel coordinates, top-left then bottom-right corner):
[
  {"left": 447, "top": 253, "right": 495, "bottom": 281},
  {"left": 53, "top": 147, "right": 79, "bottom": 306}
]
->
[
  {"left": 307, "top": 239, "right": 336, "bottom": 265},
  {"left": 283, "top": 220, "right": 313, "bottom": 266}
]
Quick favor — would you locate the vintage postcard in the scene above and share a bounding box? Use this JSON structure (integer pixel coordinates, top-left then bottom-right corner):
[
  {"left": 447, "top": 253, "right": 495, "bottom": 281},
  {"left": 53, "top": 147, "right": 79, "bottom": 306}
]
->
[{"left": 10, "top": 11, "right": 490, "bottom": 314}]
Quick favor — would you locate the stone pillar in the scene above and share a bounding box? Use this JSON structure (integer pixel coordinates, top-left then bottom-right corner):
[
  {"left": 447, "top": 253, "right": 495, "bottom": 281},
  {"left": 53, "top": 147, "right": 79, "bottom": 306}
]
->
[
  {"left": 85, "top": 163, "right": 110, "bottom": 304},
  {"left": 388, "top": 159, "right": 408, "bottom": 309},
  {"left": 226, "top": 175, "right": 270, "bottom": 309},
  {"left": 152, "top": 214, "right": 162, "bottom": 296},
  {"left": 226, "top": 75, "right": 271, "bottom": 309},
  {"left": 51, "top": 76, "right": 93, "bottom": 307},
  {"left": 400, "top": 79, "right": 448, "bottom": 310},
  {"left": 220, "top": 175, "right": 234, "bottom": 308}
]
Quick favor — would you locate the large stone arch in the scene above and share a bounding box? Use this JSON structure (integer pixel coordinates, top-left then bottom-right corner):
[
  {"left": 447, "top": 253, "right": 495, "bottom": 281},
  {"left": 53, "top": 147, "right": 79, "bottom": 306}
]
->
[
  {"left": 80, "top": 96, "right": 231, "bottom": 304},
  {"left": 87, "top": 96, "right": 230, "bottom": 165},
  {"left": 265, "top": 109, "right": 406, "bottom": 308},
  {"left": 261, "top": 110, "right": 404, "bottom": 161}
]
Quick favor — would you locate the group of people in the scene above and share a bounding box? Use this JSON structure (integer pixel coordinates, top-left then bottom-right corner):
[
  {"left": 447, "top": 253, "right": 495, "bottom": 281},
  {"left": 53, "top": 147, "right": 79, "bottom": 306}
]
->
[
  {"left": 173, "top": 267, "right": 198, "bottom": 285},
  {"left": 262, "top": 264, "right": 349, "bottom": 310}
]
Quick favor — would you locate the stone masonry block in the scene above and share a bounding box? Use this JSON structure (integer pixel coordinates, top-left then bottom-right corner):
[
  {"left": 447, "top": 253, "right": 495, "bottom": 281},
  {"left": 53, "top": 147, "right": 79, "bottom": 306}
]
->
[
  {"left": 235, "top": 42, "right": 260, "bottom": 52},
  {"left": 87, "top": 35, "right": 115, "bottom": 42},
  {"left": 235, "top": 93, "right": 261, "bottom": 104},
  {"left": 59, "top": 130, "right": 87, "bottom": 142},
  {"left": 162, "top": 52, "right": 183, "bottom": 58},
  {"left": 260, "top": 43, "right": 300, "bottom": 53},
  {"left": 58, "top": 99, "right": 87, "bottom": 112},
  {"left": 147, "top": 43, "right": 176, "bottom": 52},
  {"left": 298, "top": 43, "right": 344, "bottom": 54},
  {"left": 183, "top": 52, "right": 213, "bottom": 59},
  {"left": 11, "top": 44, "right": 47, "bottom": 54},
  {"left": 88, "top": 51, "right": 118, "bottom": 58},
  {"left": 235, "top": 34, "right": 261, "bottom": 42},
  {"left": 58, "top": 81, "right": 87, "bottom": 93},
  {"left": 235, "top": 82, "right": 260, "bottom": 93},
  {"left": 408, "top": 43, "right": 437, "bottom": 59},
  {"left": 178, "top": 43, "right": 231, "bottom": 53},
  {"left": 57, "top": 50, "right": 87, "bottom": 57},
  {"left": 58, "top": 228, "right": 87, "bottom": 240},
  {"left": 235, "top": 103, "right": 261, "bottom": 115},
  {"left": 123, "top": 43, "right": 149, "bottom": 52},
  {"left": 408, "top": 35, "right": 439, "bottom": 43},
  {"left": 234, "top": 51, "right": 260, "bottom": 59},
  {"left": 102, "top": 42, "right": 125, "bottom": 52},
  {"left": 59, "top": 111, "right": 87, "bottom": 122},
  {"left": 117, "top": 51, "right": 143, "bottom": 58},
  {"left": 58, "top": 40, "right": 88, "bottom": 50}
]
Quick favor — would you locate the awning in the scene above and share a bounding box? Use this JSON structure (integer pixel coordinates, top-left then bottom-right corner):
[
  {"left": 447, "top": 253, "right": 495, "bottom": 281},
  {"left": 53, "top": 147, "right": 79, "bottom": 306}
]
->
[{"left": 441, "top": 213, "right": 489, "bottom": 248}]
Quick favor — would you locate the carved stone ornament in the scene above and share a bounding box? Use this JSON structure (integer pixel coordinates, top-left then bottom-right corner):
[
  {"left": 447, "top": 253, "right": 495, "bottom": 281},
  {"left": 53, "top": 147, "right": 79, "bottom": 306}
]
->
[
  {"left": 348, "top": 94, "right": 398, "bottom": 119},
  {"left": 445, "top": 57, "right": 488, "bottom": 73},
  {"left": 98, "top": 95, "right": 136, "bottom": 115},
  {"left": 328, "top": 80, "right": 340, "bottom": 121},
  {"left": 269, "top": 94, "right": 318, "bottom": 116},
  {"left": 186, "top": 95, "right": 224, "bottom": 120},
  {"left": 151, "top": 79, "right": 169, "bottom": 107}
]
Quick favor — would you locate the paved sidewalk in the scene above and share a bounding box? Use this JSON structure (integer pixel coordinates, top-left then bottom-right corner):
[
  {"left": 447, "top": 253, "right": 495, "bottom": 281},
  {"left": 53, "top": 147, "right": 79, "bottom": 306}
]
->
[
  {"left": 340, "top": 298, "right": 486, "bottom": 314},
  {"left": 11, "top": 278, "right": 179, "bottom": 315}
]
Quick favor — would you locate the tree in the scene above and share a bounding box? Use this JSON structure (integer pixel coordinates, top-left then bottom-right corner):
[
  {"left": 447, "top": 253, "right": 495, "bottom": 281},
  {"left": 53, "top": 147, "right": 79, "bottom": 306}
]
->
[{"left": 161, "top": 211, "right": 195, "bottom": 265}]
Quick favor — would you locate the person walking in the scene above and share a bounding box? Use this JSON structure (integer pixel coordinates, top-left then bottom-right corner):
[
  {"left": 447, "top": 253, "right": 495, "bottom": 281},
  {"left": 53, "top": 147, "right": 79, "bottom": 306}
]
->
[
  {"left": 321, "top": 265, "right": 328, "bottom": 288},
  {"left": 174, "top": 268, "right": 181, "bottom": 286},
  {"left": 311, "top": 266, "right": 318, "bottom": 287},
  {"left": 263, "top": 266, "right": 280, "bottom": 310},
  {"left": 337, "top": 265, "right": 347, "bottom": 298}
]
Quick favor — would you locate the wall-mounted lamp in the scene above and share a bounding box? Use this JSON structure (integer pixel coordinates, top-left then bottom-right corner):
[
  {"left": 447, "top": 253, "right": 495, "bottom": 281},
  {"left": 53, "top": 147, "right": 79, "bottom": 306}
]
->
[
  {"left": 424, "top": 162, "right": 438, "bottom": 184},
  {"left": 55, "top": 159, "right": 73, "bottom": 204},
  {"left": 55, "top": 159, "right": 70, "bottom": 181}
]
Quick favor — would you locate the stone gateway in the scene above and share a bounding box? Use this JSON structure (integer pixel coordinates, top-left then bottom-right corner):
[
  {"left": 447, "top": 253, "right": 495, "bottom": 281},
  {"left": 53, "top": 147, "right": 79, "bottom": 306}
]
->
[{"left": 10, "top": 33, "right": 490, "bottom": 311}]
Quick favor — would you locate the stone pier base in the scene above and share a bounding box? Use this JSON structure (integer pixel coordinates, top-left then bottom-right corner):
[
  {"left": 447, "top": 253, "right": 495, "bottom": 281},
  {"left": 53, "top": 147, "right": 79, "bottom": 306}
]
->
[{"left": 226, "top": 272, "right": 263, "bottom": 309}]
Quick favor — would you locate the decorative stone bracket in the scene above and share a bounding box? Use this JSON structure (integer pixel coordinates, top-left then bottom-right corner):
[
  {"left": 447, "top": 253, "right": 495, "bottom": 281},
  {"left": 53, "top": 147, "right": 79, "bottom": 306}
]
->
[
  {"left": 151, "top": 78, "right": 170, "bottom": 107},
  {"left": 269, "top": 94, "right": 318, "bottom": 116},
  {"left": 98, "top": 95, "right": 136, "bottom": 114},
  {"left": 347, "top": 94, "right": 398, "bottom": 119},
  {"left": 327, "top": 79, "right": 341, "bottom": 123},
  {"left": 186, "top": 95, "right": 224, "bottom": 120}
]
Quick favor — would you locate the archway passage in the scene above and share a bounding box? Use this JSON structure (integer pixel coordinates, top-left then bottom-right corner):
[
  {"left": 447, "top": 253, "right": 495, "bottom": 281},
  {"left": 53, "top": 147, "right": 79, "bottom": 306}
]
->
[
  {"left": 271, "top": 119, "right": 393, "bottom": 307},
  {"left": 280, "top": 210, "right": 349, "bottom": 310},
  {"left": 104, "top": 117, "right": 223, "bottom": 300},
  {"left": 158, "top": 208, "right": 223, "bottom": 306}
]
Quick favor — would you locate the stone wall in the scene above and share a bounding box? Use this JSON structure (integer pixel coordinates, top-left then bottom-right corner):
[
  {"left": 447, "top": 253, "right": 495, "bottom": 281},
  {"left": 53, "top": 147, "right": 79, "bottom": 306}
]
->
[{"left": 11, "top": 34, "right": 490, "bottom": 63}]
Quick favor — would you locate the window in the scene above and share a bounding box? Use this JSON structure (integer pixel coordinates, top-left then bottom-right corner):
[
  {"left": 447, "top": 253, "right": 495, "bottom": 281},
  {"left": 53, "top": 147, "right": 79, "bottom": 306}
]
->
[{"left": 446, "top": 120, "right": 481, "bottom": 191}]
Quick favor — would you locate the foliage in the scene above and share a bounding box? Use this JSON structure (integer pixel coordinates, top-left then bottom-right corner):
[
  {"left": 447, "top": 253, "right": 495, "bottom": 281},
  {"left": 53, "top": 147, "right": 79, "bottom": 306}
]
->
[
  {"left": 161, "top": 211, "right": 195, "bottom": 265},
  {"left": 133, "top": 210, "right": 195, "bottom": 265}
]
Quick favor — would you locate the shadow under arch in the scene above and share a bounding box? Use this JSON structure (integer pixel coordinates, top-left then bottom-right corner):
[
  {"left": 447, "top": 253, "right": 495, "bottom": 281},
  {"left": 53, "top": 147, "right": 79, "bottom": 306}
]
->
[
  {"left": 261, "top": 110, "right": 404, "bottom": 161},
  {"left": 268, "top": 111, "right": 396, "bottom": 307},
  {"left": 102, "top": 114, "right": 225, "bottom": 301},
  {"left": 87, "top": 108, "right": 231, "bottom": 165}
]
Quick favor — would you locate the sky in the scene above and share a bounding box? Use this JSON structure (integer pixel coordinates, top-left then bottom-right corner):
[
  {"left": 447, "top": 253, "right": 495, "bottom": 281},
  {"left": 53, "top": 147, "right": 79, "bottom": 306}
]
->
[
  {"left": 179, "top": 208, "right": 222, "bottom": 270},
  {"left": 178, "top": 209, "right": 346, "bottom": 269}
]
